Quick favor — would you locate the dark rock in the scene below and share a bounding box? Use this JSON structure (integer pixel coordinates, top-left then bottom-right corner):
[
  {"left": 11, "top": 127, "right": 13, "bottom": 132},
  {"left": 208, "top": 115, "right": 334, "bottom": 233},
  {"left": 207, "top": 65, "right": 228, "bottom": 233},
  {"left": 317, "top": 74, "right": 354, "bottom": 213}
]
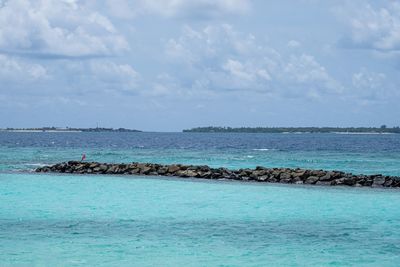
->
[
  {"left": 175, "top": 170, "right": 188, "bottom": 177},
  {"left": 249, "top": 173, "right": 259, "bottom": 180},
  {"left": 199, "top": 171, "right": 212, "bottom": 178},
  {"left": 280, "top": 172, "right": 291, "bottom": 180},
  {"left": 157, "top": 167, "right": 167, "bottom": 175},
  {"left": 319, "top": 172, "right": 334, "bottom": 181},
  {"left": 292, "top": 177, "right": 302, "bottom": 183},
  {"left": 89, "top": 163, "right": 98, "bottom": 168},
  {"left": 257, "top": 175, "right": 268, "bottom": 182},
  {"left": 99, "top": 164, "right": 108, "bottom": 172},
  {"left": 105, "top": 165, "right": 117, "bottom": 174},
  {"left": 372, "top": 176, "right": 386, "bottom": 187},
  {"left": 343, "top": 177, "right": 356, "bottom": 186},
  {"left": 280, "top": 178, "right": 292, "bottom": 184},
  {"left": 310, "top": 170, "right": 324, "bottom": 177},
  {"left": 363, "top": 179, "right": 373, "bottom": 187},
  {"left": 305, "top": 176, "right": 319, "bottom": 184},
  {"left": 238, "top": 171, "right": 248, "bottom": 178},
  {"left": 211, "top": 172, "right": 222, "bottom": 179},
  {"left": 384, "top": 179, "right": 393, "bottom": 187},
  {"left": 332, "top": 178, "right": 345, "bottom": 185},
  {"left": 168, "top": 165, "right": 180, "bottom": 173},
  {"left": 229, "top": 173, "right": 240, "bottom": 180},
  {"left": 179, "top": 165, "right": 188, "bottom": 171},
  {"left": 199, "top": 165, "right": 211, "bottom": 172},
  {"left": 185, "top": 170, "right": 198, "bottom": 177},
  {"left": 392, "top": 179, "right": 400, "bottom": 187},
  {"left": 140, "top": 166, "right": 152, "bottom": 174},
  {"left": 34, "top": 161, "right": 400, "bottom": 190},
  {"left": 292, "top": 170, "right": 308, "bottom": 180},
  {"left": 129, "top": 168, "right": 140, "bottom": 174},
  {"left": 255, "top": 166, "right": 267, "bottom": 171}
]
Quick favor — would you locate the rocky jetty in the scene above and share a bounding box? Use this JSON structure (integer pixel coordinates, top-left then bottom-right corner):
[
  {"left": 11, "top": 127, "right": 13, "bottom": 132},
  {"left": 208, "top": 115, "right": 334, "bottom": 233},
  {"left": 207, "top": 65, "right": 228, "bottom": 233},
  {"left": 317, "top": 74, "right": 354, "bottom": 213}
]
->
[{"left": 35, "top": 161, "right": 400, "bottom": 189}]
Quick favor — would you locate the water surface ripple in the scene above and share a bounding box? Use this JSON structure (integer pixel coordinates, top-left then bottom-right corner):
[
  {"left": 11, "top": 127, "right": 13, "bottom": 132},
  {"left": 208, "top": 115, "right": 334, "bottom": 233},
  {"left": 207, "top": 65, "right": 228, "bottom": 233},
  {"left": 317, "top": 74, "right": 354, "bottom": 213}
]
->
[{"left": 1, "top": 133, "right": 400, "bottom": 266}]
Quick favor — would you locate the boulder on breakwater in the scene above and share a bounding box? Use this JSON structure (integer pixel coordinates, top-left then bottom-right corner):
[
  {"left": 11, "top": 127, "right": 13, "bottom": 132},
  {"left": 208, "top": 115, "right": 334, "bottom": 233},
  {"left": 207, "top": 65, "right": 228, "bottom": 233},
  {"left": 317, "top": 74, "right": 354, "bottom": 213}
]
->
[{"left": 35, "top": 161, "right": 400, "bottom": 188}]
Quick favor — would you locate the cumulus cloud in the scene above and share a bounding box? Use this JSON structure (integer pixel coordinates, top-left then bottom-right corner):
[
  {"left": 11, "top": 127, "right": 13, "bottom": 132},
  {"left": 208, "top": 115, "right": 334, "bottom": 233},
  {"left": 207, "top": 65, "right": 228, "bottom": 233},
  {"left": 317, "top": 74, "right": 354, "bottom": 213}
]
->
[
  {"left": 340, "top": 2, "right": 400, "bottom": 52},
  {"left": 0, "top": 54, "right": 48, "bottom": 82},
  {"left": 351, "top": 68, "right": 394, "bottom": 101},
  {"left": 164, "top": 24, "right": 341, "bottom": 97},
  {"left": 89, "top": 61, "right": 140, "bottom": 94},
  {"left": 287, "top": 40, "right": 301, "bottom": 48},
  {"left": 149, "top": 73, "right": 183, "bottom": 97},
  {"left": 284, "top": 54, "right": 341, "bottom": 93},
  {"left": 0, "top": 0, "right": 128, "bottom": 58},
  {"left": 352, "top": 69, "right": 386, "bottom": 89},
  {"left": 107, "top": 0, "right": 251, "bottom": 19}
]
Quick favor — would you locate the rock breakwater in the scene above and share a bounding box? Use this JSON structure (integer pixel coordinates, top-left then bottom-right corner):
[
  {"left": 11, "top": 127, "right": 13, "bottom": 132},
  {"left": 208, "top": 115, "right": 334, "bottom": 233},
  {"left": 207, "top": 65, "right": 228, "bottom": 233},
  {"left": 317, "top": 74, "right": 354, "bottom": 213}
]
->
[{"left": 35, "top": 161, "right": 400, "bottom": 188}]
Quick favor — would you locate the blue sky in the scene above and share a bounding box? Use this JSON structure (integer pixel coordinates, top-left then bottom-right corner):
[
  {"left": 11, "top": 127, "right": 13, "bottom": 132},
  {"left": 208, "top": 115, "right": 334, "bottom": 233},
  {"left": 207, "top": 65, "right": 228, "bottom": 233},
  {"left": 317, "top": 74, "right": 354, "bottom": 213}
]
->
[{"left": 0, "top": 0, "right": 399, "bottom": 131}]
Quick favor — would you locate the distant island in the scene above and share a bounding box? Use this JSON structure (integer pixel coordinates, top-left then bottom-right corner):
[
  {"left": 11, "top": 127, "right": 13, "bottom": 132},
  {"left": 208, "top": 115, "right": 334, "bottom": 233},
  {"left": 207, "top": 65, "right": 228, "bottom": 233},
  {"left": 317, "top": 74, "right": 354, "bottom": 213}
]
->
[
  {"left": 183, "top": 126, "right": 400, "bottom": 134},
  {"left": 0, "top": 127, "right": 142, "bottom": 133}
]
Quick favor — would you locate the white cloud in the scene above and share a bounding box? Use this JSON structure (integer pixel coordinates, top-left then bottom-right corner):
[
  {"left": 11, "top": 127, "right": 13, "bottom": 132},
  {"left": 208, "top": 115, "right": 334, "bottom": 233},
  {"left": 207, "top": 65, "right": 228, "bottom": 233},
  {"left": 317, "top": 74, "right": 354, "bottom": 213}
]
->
[
  {"left": 43, "top": 59, "right": 141, "bottom": 96},
  {"left": 107, "top": 0, "right": 251, "bottom": 19},
  {"left": 0, "top": 55, "right": 141, "bottom": 97},
  {"left": 352, "top": 69, "right": 386, "bottom": 89},
  {"left": 223, "top": 59, "right": 254, "bottom": 81},
  {"left": 149, "top": 73, "right": 182, "bottom": 97},
  {"left": 341, "top": 2, "right": 400, "bottom": 51},
  {"left": 351, "top": 68, "right": 393, "bottom": 101},
  {"left": 164, "top": 24, "right": 341, "bottom": 97},
  {"left": 287, "top": 40, "right": 301, "bottom": 48},
  {"left": 89, "top": 61, "right": 140, "bottom": 93},
  {"left": 0, "top": 54, "right": 48, "bottom": 81},
  {"left": 0, "top": 0, "right": 128, "bottom": 58},
  {"left": 284, "top": 54, "right": 341, "bottom": 92}
]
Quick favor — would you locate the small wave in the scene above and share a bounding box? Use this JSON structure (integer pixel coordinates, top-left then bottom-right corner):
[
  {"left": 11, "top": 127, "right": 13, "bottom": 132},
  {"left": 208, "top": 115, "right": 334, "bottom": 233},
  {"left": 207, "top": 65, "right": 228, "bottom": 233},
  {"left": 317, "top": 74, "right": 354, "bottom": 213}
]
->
[
  {"left": 246, "top": 155, "right": 255, "bottom": 158},
  {"left": 253, "top": 148, "right": 271, "bottom": 151}
]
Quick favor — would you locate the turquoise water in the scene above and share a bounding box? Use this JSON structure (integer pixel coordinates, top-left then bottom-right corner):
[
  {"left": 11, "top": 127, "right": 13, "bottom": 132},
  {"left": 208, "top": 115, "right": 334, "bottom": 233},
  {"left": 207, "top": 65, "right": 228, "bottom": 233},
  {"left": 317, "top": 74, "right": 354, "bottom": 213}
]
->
[
  {"left": 1, "top": 174, "right": 400, "bottom": 266},
  {"left": 1, "top": 132, "right": 400, "bottom": 266}
]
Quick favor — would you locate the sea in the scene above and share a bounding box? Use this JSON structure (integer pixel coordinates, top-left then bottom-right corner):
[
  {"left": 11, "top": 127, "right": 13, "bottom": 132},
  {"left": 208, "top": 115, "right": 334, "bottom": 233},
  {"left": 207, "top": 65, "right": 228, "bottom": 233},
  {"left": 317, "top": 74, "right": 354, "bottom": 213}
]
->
[{"left": 0, "top": 132, "right": 399, "bottom": 266}]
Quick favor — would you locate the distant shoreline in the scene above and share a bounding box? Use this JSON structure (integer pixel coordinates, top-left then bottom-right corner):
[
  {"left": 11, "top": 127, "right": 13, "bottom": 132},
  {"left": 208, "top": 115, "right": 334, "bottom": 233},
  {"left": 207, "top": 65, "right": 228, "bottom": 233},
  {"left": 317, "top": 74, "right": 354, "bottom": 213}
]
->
[
  {"left": 183, "top": 126, "right": 400, "bottom": 134},
  {"left": 0, "top": 127, "right": 142, "bottom": 133},
  {"left": 1, "top": 127, "right": 399, "bottom": 134},
  {"left": 3, "top": 130, "right": 83, "bottom": 133}
]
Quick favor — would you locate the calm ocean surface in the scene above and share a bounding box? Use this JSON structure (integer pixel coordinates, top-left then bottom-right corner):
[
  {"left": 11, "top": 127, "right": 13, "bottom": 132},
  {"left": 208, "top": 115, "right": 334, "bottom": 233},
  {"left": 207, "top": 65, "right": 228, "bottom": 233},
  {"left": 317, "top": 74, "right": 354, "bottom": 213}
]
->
[{"left": 1, "top": 132, "right": 400, "bottom": 266}]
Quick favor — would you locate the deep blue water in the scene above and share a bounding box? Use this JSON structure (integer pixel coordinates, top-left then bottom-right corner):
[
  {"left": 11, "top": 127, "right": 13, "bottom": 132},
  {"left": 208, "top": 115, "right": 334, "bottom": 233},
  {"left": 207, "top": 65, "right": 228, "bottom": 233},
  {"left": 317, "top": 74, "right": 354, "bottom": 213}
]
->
[
  {"left": 1, "top": 132, "right": 400, "bottom": 175},
  {"left": 1, "top": 132, "right": 400, "bottom": 266}
]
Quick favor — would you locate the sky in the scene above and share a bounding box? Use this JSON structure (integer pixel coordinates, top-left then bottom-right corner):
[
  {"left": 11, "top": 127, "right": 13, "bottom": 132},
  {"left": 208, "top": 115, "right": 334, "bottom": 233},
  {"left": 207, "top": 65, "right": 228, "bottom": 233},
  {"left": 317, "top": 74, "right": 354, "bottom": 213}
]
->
[{"left": 0, "top": 0, "right": 399, "bottom": 131}]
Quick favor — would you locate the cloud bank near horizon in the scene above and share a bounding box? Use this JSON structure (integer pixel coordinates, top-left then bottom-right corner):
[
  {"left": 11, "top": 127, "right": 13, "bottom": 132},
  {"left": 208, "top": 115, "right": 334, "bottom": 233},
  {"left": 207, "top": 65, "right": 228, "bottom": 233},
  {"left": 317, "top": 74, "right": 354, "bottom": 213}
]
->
[{"left": 0, "top": 0, "right": 399, "bottom": 130}]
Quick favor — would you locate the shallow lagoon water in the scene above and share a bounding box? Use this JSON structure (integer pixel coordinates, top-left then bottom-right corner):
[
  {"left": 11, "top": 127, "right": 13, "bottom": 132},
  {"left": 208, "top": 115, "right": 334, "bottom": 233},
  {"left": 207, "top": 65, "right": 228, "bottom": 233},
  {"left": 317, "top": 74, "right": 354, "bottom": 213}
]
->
[
  {"left": 1, "top": 173, "right": 400, "bottom": 266},
  {"left": 1, "top": 132, "right": 400, "bottom": 266}
]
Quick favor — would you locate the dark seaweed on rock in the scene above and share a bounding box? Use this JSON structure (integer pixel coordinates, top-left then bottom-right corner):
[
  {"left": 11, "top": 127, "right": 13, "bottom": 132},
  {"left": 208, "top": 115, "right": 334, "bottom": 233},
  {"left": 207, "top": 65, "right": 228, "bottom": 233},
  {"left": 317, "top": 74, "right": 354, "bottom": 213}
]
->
[{"left": 36, "top": 161, "right": 400, "bottom": 188}]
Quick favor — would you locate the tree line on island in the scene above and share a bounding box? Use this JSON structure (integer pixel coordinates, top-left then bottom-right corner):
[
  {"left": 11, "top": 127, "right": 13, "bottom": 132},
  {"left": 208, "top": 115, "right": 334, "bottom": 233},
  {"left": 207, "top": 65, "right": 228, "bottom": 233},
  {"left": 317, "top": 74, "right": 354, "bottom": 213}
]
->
[{"left": 183, "top": 126, "right": 400, "bottom": 133}]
